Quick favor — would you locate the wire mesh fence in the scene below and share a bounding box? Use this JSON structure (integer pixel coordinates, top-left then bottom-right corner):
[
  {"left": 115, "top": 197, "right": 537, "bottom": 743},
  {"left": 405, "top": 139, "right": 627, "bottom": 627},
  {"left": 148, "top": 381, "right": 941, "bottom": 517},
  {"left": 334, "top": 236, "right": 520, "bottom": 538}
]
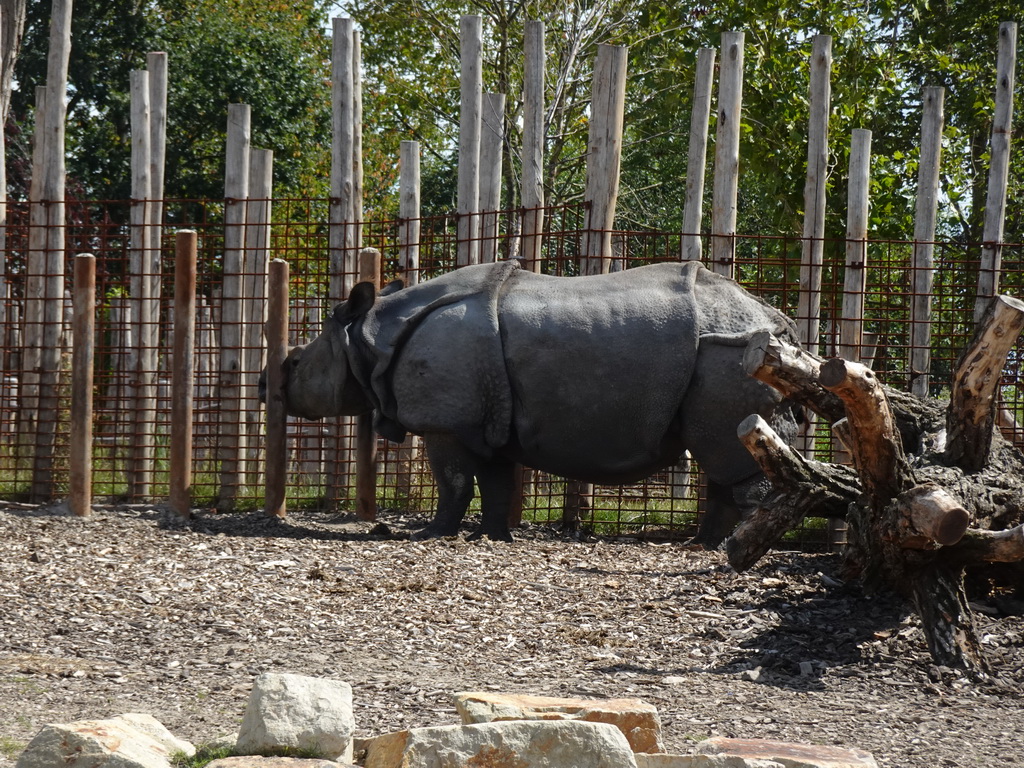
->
[{"left": 1, "top": 198, "right": 1021, "bottom": 549}]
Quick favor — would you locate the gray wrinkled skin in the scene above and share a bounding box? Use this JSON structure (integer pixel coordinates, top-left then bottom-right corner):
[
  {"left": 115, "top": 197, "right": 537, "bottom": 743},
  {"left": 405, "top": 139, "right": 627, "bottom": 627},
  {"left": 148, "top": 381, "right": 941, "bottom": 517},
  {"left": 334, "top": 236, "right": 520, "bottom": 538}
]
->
[{"left": 268, "top": 260, "right": 801, "bottom": 546}]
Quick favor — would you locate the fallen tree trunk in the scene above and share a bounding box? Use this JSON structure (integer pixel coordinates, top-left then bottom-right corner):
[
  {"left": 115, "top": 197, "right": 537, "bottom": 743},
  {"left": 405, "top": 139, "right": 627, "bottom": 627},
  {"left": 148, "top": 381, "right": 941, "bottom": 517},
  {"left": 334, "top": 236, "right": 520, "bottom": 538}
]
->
[{"left": 732, "top": 294, "right": 1024, "bottom": 673}]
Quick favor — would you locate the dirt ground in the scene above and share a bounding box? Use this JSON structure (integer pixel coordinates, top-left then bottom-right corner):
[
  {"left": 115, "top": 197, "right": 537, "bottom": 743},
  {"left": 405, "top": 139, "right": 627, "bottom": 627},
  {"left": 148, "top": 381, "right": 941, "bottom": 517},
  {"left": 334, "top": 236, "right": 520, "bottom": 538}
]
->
[{"left": 1, "top": 502, "right": 1022, "bottom": 767}]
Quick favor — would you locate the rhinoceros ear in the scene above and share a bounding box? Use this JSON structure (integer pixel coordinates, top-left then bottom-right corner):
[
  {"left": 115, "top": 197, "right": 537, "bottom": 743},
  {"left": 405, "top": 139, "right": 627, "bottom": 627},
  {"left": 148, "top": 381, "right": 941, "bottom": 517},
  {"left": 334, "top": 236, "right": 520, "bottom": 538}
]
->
[
  {"left": 333, "top": 281, "right": 377, "bottom": 325},
  {"left": 380, "top": 278, "right": 405, "bottom": 296}
]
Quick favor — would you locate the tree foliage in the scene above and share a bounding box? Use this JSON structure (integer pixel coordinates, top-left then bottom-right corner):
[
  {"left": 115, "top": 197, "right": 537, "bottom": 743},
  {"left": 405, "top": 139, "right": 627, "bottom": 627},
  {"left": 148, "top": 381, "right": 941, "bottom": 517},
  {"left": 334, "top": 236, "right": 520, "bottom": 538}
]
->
[{"left": 12, "top": 0, "right": 332, "bottom": 201}]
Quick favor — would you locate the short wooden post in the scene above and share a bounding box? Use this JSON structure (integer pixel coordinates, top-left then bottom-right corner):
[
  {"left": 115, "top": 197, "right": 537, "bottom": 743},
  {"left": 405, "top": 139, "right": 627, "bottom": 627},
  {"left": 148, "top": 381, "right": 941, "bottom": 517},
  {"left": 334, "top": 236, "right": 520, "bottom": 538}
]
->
[
  {"left": 458, "top": 14, "right": 483, "bottom": 267},
  {"left": 711, "top": 31, "right": 744, "bottom": 278},
  {"left": 169, "top": 230, "right": 198, "bottom": 519},
  {"left": 581, "top": 43, "right": 628, "bottom": 276},
  {"left": 264, "top": 258, "right": 290, "bottom": 519},
  {"left": 69, "top": 254, "right": 96, "bottom": 517},
  {"left": 479, "top": 92, "right": 505, "bottom": 263},
  {"left": 681, "top": 47, "right": 715, "bottom": 261},
  {"left": 355, "top": 247, "right": 380, "bottom": 521},
  {"left": 975, "top": 21, "right": 1016, "bottom": 324},
  {"left": 520, "top": 19, "right": 545, "bottom": 273},
  {"left": 217, "top": 102, "right": 251, "bottom": 509},
  {"left": 910, "top": 87, "right": 944, "bottom": 397}
]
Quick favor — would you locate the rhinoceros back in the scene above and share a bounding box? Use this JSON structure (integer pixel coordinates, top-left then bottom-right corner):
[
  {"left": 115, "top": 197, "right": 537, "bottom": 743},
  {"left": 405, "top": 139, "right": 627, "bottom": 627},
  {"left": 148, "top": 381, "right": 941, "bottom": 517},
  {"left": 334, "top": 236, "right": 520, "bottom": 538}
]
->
[{"left": 498, "top": 262, "right": 703, "bottom": 481}]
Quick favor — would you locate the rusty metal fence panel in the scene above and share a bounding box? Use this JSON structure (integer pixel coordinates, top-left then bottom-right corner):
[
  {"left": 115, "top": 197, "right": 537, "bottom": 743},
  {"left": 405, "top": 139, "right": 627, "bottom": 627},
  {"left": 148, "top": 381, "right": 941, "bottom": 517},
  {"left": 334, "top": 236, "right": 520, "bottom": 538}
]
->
[{"left": 1, "top": 199, "right": 1021, "bottom": 549}]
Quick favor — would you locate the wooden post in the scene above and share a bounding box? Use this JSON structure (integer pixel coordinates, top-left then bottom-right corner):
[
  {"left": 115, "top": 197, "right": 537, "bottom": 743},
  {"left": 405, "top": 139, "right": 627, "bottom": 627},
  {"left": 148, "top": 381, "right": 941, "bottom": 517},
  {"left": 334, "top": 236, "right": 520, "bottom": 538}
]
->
[
  {"left": 328, "top": 17, "right": 358, "bottom": 508},
  {"left": 20, "top": 86, "right": 47, "bottom": 455},
  {"left": 242, "top": 149, "right": 274, "bottom": 485},
  {"left": 910, "top": 87, "right": 945, "bottom": 397},
  {"left": 839, "top": 129, "right": 872, "bottom": 363},
  {"left": 581, "top": 43, "right": 628, "bottom": 276},
  {"left": 128, "top": 69, "right": 157, "bottom": 498},
  {"left": 399, "top": 140, "right": 421, "bottom": 285},
  {"left": 356, "top": 248, "right": 380, "bottom": 521},
  {"left": 353, "top": 28, "right": 364, "bottom": 250},
  {"left": 797, "top": 35, "right": 832, "bottom": 354},
  {"left": 217, "top": 103, "right": 252, "bottom": 509},
  {"left": 479, "top": 92, "right": 505, "bottom": 263},
  {"left": 521, "top": 19, "right": 545, "bottom": 273},
  {"left": 458, "top": 14, "right": 483, "bottom": 267},
  {"left": 147, "top": 51, "right": 168, "bottom": 330},
  {"left": 169, "top": 230, "right": 198, "bottom": 519},
  {"left": 711, "top": 31, "right": 744, "bottom": 278},
  {"left": 681, "top": 47, "right": 716, "bottom": 261},
  {"left": 32, "top": 0, "right": 73, "bottom": 501},
  {"left": 397, "top": 141, "right": 421, "bottom": 501},
  {"left": 264, "top": 258, "right": 290, "bottom": 519},
  {"left": 69, "top": 254, "right": 96, "bottom": 517},
  {"left": 975, "top": 21, "right": 1016, "bottom": 324}
]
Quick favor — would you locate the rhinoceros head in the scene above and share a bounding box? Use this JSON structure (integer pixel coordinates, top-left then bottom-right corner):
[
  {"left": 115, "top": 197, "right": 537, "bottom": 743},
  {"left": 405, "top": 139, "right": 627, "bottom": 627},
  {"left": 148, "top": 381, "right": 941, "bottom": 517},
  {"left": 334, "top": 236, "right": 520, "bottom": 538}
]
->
[{"left": 263, "top": 281, "right": 378, "bottom": 420}]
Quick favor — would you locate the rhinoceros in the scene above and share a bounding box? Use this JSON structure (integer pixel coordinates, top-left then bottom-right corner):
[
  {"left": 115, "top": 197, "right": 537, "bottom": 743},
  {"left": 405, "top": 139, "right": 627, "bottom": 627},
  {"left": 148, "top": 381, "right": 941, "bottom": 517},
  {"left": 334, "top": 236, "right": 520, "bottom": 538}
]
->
[{"left": 266, "top": 259, "right": 802, "bottom": 546}]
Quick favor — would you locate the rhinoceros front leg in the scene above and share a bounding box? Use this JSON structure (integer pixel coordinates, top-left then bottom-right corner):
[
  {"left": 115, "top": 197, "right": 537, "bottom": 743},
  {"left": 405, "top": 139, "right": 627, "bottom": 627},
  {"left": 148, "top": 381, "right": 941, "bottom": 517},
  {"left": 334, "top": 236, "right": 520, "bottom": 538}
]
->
[
  {"left": 412, "top": 433, "right": 516, "bottom": 542},
  {"left": 412, "top": 433, "right": 477, "bottom": 540},
  {"left": 690, "top": 480, "right": 744, "bottom": 550}
]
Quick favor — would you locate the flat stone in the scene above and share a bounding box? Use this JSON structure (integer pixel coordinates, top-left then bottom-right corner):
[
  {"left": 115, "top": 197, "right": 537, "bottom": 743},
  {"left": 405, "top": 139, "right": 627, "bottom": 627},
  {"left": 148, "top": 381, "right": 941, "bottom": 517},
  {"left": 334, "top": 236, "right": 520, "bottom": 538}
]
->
[
  {"left": 454, "top": 690, "right": 664, "bottom": 753},
  {"left": 364, "top": 720, "right": 638, "bottom": 768},
  {"left": 636, "top": 754, "right": 784, "bottom": 767},
  {"left": 207, "top": 757, "right": 357, "bottom": 768},
  {"left": 16, "top": 716, "right": 194, "bottom": 768},
  {"left": 696, "top": 738, "right": 879, "bottom": 768}
]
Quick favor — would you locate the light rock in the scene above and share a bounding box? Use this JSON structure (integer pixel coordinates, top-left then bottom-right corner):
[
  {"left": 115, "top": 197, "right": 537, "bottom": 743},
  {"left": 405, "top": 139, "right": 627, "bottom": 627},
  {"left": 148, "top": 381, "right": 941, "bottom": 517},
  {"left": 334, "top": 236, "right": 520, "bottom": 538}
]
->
[
  {"left": 16, "top": 715, "right": 195, "bottom": 768},
  {"left": 235, "top": 673, "right": 355, "bottom": 762},
  {"left": 454, "top": 690, "right": 664, "bottom": 753},
  {"left": 364, "top": 720, "right": 639, "bottom": 768},
  {"left": 636, "top": 754, "right": 784, "bottom": 767},
  {"left": 696, "top": 738, "right": 879, "bottom": 768},
  {"left": 115, "top": 713, "right": 197, "bottom": 757},
  {"left": 206, "top": 757, "right": 357, "bottom": 768}
]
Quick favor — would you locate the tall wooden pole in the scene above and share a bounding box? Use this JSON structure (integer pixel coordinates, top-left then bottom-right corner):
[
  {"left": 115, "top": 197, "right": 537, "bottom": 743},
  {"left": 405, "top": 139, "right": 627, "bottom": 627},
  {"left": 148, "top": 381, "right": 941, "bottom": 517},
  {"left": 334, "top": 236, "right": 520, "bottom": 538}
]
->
[
  {"left": 681, "top": 47, "right": 716, "bottom": 261},
  {"left": 458, "top": 15, "right": 483, "bottom": 267},
  {"left": 128, "top": 68, "right": 156, "bottom": 498},
  {"left": 217, "top": 103, "right": 252, "bottom": 509},
  {"left": 479, "top": 92, "right": 506, "bottom": 263},
  {"left": 520, "top": 19, "right": 545, "bottom": 273},
  {"left": 355, "top": 248, "right": 380, "bottom": 521},
  {"left": 399, "top": 140, "right": 421, "bottom": 286},
  {"left": 32, "top": 0, "right": 73, "bottom": 501},
  {"left": 797, "top": 35, "right": 832, "bottom": 357},
  {"left": 910, "top": 87, "right": 945, "bottom": 397},
  {"left": 170, "top": 231, "right": 198, "bottom": 520},
  {"left": 711, "top": 32, "right": 744, "bottom": 278},
  {"left": 581, "top": 43, "right": 628, "bottom": 276},
  {"left": 840, "top": 129, "right": 872, "bottom": 364},
  {"left": 264, "top": 259, "right": 290, "bottom": 519},
  {"left": 975, "top": 21, "right": 1016, "bottom": 324},
  {"left": 327, "top": 17, "right": 357, "bottom": 508},
  {"left": 69, "top": 254, "right": 95, "bottom": 518}
]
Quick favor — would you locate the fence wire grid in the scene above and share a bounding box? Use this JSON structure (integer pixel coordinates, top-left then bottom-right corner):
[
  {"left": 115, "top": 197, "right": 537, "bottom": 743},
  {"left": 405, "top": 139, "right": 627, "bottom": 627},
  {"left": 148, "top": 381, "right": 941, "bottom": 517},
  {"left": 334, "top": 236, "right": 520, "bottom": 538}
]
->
[{"left": 1, "top": 198, "right": 1022, "bottom": 549}]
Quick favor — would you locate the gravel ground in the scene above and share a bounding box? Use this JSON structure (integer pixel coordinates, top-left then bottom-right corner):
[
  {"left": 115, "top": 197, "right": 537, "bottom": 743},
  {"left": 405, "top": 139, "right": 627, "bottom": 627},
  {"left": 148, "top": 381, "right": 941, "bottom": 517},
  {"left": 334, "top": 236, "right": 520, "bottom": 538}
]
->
[{"left": 1, "top": 502, "right": 1022, "bottom": 767}]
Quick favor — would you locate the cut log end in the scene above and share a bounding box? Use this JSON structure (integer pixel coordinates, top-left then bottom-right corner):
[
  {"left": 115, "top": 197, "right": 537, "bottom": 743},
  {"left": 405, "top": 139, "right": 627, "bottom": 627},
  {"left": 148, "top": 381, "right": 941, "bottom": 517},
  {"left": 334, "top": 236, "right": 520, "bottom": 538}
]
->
[{"left": 897, "top": 484, "right": 971, "bottom": 547}]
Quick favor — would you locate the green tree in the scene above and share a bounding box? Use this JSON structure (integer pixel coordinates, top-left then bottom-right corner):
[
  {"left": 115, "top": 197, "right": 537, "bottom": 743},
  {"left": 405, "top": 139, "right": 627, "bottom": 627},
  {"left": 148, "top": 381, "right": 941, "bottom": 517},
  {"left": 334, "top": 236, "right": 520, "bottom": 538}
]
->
[{"left": 12, "top": 0, "right": 332, "bottom": 201}]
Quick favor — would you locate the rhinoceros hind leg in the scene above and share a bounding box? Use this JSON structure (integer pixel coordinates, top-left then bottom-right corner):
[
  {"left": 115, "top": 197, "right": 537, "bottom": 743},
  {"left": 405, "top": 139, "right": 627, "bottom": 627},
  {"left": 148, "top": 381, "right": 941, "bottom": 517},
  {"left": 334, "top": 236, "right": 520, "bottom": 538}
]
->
[
  {"left": 413, "top": 434, "right": 478, "bottom": 540},
  {"left": 468, "top": 456, "right": 517, "bottom": 542},
  {"left": 689, "top": 480, "right": 743, "bottom": 550}
]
